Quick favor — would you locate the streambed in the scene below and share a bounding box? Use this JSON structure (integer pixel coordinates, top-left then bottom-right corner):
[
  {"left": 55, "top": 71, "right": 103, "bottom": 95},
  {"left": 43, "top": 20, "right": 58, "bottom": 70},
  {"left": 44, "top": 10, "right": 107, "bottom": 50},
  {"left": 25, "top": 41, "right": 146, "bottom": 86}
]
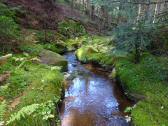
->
[{"left": 60, "top": 52, "right": 132, "bottom": 126}]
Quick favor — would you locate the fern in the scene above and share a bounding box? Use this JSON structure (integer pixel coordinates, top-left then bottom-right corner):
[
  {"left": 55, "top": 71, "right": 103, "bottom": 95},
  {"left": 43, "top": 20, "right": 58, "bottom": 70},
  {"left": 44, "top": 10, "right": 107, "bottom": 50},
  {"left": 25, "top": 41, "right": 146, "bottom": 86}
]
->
[
  {"left": 7, "top": 101, "right": 56, "bottom": 125},
  {"left": 0, "top": 100, "right": 6, "bottom": 125},
  {"left": 7, "top": 104, "right": 40, "bottom": 125},
  {"left": 0, "top": 101, "right": 6, "bottom": 121}
]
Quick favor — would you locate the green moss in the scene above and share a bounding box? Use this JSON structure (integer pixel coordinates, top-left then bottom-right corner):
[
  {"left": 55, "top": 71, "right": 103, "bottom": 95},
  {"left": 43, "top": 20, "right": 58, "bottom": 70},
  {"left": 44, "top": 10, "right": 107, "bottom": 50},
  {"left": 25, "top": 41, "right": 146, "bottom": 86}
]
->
[
  {"left": 0, "top": 55, "right": 31, "bottom": 99},
  {"left": 8, "top": 63, "right": 63, "bottom": 126},
  {"left": 65, "top": 36, "right": 88, "bottom": 51},
  {"left": 16, "top": 63, "right": 63, "bottom": 106},
  {"left": 76, "top": 46, "right": 91, "bottom": 62},
  {"left": 115, "top": 55, "right": 168, "bottom": 126},
  {"left": 0, "top": 69, "right": 28, "bottom": 99},
  {"left": 77, "top": 47, "right": 113, "bottom": 66},
  {"left": 76, "top": 35, "right": 125, "bottom": 66},
  {"left": 76, "top": 44, "right": 126, "bottom": 67},
  {"left": 0, "top": 53, "right": 64, "bottom": 126}
]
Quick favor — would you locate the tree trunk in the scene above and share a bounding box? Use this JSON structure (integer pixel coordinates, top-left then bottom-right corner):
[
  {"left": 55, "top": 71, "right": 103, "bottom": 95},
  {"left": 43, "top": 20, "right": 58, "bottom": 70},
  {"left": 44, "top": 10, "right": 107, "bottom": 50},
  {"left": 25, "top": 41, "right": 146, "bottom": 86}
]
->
[
  {"left": 91, "top": 5, "right": 95, "bottom": 20},
  {"left": 145, "top": 3, "right": 150, "bottom": 21},
  {"left": 137, "top": 4, "right": 142, "bottom": 21},
  {"left": 71, "top": 0, "right": 74, "bottom": 10},
  {"left": 135, "top": 42, "right": 140, "bottom": 64},
  {"left": 153, "top": 0, "right": 159, "bottom": 23},
  {"left": 43, "top": 23, "right": 48, "bottom": 43},
  {"left": 82, "top": 0, "right": 85, "bottom": 14},
  {"left": 135, "top": 32, "right": 140, "bottom": 64}
]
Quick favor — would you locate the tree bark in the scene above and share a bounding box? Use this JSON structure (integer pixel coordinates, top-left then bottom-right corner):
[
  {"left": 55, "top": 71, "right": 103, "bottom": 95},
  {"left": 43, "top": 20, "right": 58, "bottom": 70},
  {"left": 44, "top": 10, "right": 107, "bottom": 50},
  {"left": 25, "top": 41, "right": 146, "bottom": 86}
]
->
[
  {"left": 135, "top": 31, "right": 141, "bottom": 64},
  {"left": 137, "top": 4, "right": 142, "bottom": 21},
  {"left": 153, "top": 0, "right": 159, "bottom": 23},
  {"left": 91, "top": 5, "right": 95, "bottom": 20}
]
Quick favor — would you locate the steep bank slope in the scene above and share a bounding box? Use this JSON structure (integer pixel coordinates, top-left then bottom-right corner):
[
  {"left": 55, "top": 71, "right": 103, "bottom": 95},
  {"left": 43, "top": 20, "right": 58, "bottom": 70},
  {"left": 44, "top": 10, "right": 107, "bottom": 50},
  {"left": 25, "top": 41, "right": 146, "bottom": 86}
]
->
[
  {"left": 4, "top": 0, "right": 81, "bottom": 29},
  {"left": 4, "top": 0, "right": 98, "bottom": 34}
]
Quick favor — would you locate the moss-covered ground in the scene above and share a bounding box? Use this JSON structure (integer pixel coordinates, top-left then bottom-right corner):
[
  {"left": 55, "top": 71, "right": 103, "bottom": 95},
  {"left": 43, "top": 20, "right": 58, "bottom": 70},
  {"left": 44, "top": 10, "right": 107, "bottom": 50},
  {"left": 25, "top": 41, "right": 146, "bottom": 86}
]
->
[
  {"left": 76, "top": 36, "right": 168, "bottom": 126},
  {"left": 0, "top": 52, "right": 64, "bottom": 126}
]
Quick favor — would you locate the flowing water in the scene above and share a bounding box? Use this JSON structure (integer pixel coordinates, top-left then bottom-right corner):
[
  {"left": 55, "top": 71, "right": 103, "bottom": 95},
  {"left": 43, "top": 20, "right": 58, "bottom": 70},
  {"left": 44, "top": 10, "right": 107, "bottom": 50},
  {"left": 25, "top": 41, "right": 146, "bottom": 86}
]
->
[{"left": 60, "top": 52, "right": 132, "bottom": 126}]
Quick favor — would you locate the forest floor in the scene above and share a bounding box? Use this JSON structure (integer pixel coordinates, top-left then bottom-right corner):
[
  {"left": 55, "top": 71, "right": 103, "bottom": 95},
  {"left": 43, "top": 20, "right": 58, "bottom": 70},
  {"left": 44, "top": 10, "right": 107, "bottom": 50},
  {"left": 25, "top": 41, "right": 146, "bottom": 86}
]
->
[{"left": 0, "top": 44, "right": 66, "bottom": 125}]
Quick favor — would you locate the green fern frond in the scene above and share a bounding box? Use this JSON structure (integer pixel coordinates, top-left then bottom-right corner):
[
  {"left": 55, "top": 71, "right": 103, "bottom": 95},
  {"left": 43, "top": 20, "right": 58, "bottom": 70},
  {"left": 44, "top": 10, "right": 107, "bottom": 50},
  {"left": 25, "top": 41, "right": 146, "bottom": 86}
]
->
[{"left": 0, "top": 100, "right": 6, "bottom": 121}]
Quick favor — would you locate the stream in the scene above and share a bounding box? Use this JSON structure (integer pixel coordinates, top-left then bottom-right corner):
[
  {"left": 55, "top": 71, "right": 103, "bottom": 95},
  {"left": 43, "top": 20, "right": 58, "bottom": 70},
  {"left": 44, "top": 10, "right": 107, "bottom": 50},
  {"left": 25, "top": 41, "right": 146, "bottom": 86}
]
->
[{"left": 60, "top": 52, "right": 132, "bottom": 126}]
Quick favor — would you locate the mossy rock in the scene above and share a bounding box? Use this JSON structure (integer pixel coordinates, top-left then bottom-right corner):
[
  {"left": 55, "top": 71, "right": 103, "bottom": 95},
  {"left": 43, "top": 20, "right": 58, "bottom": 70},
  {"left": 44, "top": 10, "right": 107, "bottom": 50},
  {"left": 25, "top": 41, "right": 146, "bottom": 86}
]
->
[
  {"left": 65, "top": 38, "right": 80, "bottom": 51},
  {"left": 39, "top": 49, "right": 67, "bottom": 71},
  {"left": 76, "top": 46, "right": 98, "bottom": 62}
]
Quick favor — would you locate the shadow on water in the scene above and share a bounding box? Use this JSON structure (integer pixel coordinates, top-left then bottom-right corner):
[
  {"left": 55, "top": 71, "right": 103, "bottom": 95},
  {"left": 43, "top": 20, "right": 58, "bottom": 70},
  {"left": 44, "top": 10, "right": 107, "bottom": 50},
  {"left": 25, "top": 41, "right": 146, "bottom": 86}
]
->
[{"left": 60, "top": 52, "right": 133, "bottom": 126}]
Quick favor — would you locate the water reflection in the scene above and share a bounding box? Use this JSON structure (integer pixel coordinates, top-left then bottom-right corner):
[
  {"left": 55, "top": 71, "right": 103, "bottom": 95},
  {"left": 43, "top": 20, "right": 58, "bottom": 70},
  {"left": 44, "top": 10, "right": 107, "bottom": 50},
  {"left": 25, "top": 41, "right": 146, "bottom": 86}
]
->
[{"left": 61, "top": 52, "right": 131, "bottom": 126}]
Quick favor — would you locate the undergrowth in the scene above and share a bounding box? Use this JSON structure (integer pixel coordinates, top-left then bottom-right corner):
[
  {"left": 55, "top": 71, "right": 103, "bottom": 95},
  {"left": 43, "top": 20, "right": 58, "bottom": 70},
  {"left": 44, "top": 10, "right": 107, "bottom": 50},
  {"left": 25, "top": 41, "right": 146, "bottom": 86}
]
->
[
  {"left": 58, "top": 19, "right": 86, "bottom": 38},
  {"left": 0, "top": 54, "right": 63, "bottom": 126}
]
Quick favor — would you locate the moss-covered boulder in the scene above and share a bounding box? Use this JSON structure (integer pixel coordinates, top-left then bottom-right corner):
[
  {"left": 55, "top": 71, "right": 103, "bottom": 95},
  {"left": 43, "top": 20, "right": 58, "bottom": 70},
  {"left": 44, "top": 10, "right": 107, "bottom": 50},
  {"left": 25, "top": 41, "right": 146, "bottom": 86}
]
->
[
  {"left": 76, "top": 46, "right": 98, "bottom": 62},
  {"left": 39, "top": 49, "right": 67, "bottom": 71},
  {"left": 76, "top": 45, "right": 114, "bottom": 67}
]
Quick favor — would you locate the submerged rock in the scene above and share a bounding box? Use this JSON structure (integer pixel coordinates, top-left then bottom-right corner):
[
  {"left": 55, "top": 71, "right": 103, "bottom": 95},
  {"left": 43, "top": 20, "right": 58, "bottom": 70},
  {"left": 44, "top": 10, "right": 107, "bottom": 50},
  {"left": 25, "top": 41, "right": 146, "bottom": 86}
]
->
[{"left": 39, "top": 49, "right": 68, "bottom": 71}]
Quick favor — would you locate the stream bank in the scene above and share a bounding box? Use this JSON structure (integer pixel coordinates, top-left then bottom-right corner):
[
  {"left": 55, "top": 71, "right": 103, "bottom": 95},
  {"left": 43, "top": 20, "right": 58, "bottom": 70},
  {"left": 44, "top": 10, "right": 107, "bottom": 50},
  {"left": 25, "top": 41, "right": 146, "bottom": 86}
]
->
[{"left": 76, "top": 45, "right": 168, "bottom": 126}]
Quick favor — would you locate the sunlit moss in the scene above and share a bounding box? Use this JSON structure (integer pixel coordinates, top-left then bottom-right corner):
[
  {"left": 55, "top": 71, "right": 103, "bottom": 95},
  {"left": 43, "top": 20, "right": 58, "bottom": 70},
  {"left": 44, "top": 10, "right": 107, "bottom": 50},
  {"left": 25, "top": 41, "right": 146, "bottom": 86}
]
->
[
  {"left": 65, "top": 35, "right": 89, "bottom": 51},
  {"left": 115, "top": 55, "right": 168, "bottom": 126}
]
